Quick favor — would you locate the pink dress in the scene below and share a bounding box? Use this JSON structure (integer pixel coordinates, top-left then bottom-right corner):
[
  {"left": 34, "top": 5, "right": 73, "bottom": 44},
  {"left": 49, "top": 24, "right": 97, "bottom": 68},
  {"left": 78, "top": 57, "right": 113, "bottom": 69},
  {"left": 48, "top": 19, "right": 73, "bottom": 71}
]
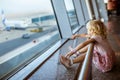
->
[{"left": 92, "top": 36, "right": 115, "bottom": 72}]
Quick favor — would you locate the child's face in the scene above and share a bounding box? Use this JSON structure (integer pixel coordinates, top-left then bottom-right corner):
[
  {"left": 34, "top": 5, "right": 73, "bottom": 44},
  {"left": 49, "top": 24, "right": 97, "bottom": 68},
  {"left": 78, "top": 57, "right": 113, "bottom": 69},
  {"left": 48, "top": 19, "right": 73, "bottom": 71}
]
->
[
  {"left": 87, "top": 26, "right": 92, "bottom": 35},
  {"left": 87, "top": 29, "right": 91, "bottom": 35}
]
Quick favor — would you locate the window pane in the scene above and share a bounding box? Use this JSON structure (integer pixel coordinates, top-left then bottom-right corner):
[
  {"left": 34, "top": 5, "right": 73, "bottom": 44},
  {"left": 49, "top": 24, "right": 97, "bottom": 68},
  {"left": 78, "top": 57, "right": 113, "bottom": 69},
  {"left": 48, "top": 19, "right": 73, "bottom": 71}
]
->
[
  {"left": 0, "top": 0, "right": 60, "bottom": 78},
  {"left": 64, "top": 0, "right": 79, "bottom": 30}
]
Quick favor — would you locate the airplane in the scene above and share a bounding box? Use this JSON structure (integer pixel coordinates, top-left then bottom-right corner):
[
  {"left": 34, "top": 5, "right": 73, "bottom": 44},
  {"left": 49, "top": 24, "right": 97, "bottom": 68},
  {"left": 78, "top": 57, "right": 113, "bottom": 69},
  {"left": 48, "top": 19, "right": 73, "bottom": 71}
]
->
[{"left": 0, "top": 10, "right": 29, "bottom": 31}]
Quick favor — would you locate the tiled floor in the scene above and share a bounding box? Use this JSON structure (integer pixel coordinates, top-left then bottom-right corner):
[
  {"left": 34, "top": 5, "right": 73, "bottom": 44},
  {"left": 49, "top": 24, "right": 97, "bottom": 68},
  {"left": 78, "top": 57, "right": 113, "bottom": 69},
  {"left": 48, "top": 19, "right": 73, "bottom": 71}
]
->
[{"left": 26, "top": 15, "right": 120, "bottom": 80}]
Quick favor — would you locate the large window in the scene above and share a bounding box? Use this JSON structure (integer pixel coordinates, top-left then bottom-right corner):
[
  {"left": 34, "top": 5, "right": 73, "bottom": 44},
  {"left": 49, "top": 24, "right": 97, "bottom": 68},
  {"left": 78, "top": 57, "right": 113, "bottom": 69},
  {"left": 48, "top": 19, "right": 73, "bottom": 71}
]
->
[
  {"left": 0, "top": 0, "right": 60, "bottom": 78},
  {"left": 64, "top": 0, "right": 79, "bottom": 30}
]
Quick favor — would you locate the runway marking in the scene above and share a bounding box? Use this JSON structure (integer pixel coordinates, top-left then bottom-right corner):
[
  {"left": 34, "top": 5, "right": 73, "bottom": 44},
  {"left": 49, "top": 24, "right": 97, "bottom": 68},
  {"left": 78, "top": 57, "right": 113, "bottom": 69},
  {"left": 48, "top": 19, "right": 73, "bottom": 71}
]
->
[{"left": 0, "top": 31, "right": 57, "bottom": 64}]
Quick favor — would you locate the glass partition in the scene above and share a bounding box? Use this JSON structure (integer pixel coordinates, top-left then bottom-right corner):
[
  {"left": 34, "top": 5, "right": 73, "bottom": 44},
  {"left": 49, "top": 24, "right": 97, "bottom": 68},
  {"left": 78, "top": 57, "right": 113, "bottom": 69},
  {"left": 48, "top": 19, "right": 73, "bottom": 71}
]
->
[
  {"left": 0, "top": 0, "right": 60, "bottom": 78},
  {"left": 64, "top": 0, "right": 79, "bottom": 30}
]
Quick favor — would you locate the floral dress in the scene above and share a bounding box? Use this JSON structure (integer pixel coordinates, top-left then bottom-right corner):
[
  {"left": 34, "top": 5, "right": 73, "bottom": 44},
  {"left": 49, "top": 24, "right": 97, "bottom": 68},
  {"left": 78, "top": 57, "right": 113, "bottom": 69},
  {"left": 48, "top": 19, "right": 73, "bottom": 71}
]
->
[{"left": 92, "top": 36, "right": 115, "bottom": 72}]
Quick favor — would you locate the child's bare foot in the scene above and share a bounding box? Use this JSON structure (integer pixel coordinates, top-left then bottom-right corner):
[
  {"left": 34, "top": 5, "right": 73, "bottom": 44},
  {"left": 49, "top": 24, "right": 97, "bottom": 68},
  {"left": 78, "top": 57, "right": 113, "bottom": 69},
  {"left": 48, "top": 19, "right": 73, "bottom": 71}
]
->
[{"left": 60, "top": 55, "right": 71, "bottom": 68}]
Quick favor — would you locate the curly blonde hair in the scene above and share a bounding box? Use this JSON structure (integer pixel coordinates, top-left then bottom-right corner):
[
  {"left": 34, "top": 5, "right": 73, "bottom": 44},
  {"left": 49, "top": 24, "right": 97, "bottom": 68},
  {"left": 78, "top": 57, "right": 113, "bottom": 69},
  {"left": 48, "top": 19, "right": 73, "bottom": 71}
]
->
[{"left": 86, "top": 20, "right": 107, "bottom": 39}]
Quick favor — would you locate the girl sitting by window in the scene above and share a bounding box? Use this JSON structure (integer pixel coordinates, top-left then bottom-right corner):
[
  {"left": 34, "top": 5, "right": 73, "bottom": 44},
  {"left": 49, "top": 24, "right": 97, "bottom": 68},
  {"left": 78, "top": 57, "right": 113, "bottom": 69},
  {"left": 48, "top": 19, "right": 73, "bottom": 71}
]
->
[{"left": 60, "top": 20, "right": 116, "bottom": 72}]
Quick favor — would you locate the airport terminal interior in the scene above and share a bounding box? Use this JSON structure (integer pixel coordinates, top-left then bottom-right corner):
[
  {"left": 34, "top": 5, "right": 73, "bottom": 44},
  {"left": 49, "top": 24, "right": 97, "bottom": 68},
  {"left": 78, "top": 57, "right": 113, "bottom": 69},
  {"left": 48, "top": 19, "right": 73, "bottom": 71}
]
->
[
  {"left": 0, "top": 0, "right": 120, "bottom": 80},
  {"left": 25, "top": 16, "right": 120, "bottom": 80}
]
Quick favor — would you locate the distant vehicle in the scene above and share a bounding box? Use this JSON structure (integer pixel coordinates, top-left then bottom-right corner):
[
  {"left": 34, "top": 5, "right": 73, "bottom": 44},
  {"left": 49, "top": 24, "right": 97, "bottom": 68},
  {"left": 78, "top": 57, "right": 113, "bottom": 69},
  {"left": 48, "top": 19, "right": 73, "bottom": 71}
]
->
[
  {"left": 22, "top": 33, "right": 30, "bottom": 39},
  {"left": 30, "top": 28, "right": 43, "bottom": 32}
]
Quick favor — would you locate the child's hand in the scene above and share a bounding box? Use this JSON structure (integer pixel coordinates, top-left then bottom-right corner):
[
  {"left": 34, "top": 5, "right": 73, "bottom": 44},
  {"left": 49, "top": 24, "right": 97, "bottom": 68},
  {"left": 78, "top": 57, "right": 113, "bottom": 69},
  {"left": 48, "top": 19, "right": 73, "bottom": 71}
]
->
[
  {"left": 65, "top": 54, "right": 70, "bottom": 58},
  {"left": 65, "top": 46, "right": 74, "bottom": 58},
  {"left": 70, "top": 34, "right": 77, "bottom": 40}
]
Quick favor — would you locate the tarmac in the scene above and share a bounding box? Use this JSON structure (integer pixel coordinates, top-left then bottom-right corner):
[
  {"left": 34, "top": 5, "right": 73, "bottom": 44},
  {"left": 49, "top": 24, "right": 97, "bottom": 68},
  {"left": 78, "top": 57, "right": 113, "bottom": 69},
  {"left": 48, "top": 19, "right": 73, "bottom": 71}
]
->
[{"left": 0, "top": 29, "right": 34, "bottom": 43}]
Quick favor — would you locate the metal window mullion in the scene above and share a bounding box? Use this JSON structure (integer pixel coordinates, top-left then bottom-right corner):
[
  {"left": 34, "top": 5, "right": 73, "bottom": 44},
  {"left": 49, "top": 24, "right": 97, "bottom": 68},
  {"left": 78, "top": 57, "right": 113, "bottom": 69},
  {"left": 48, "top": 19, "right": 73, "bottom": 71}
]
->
[
  {"left": 51, "top": 0, "right": 72, "bottom": 39},
  {"left": 73, "top": 0, "right": 85, "bottom": 25}
]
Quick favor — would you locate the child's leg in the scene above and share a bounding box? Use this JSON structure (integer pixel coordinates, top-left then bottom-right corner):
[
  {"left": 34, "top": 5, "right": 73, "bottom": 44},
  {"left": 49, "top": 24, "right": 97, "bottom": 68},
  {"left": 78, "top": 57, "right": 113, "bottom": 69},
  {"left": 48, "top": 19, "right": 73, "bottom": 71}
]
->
[
  {"left": 60, "top": 53, "right": 86, "bottom": 68},
  {"left": 78, "top": 46, "right": 88, "bottom": 53},
  {"left": 65, "top": 48, "right": 77, "bottom": 58},
  {"left": 60, "top": 55, "right": 71, "bottom": 68},
  {"left": 73, "top": 53, "right": 86, "bottom": 64},
  {"left": 73, "top": 46, "right": 88, "bottom": 58},
  {"left": 65, "top": 44, "right": 88, "bottom": 58},
  {"left": 60, "top": 45, "right": 88, "bottom": 68}
]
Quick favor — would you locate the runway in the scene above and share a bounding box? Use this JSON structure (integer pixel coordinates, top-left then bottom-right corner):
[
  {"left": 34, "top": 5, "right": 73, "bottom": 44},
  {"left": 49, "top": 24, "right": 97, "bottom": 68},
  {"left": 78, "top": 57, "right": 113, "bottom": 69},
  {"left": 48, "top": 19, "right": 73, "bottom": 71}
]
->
[{"left": 0, "top": 26, "right": 57, "bottom": 57}]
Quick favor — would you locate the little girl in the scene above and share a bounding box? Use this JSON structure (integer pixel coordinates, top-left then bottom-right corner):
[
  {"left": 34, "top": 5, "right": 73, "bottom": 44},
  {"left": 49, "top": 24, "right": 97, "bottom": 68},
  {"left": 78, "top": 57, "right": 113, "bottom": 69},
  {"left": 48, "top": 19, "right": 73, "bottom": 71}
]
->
[{"left": 60, "top": 20, "right": 116, "bottom": 72}]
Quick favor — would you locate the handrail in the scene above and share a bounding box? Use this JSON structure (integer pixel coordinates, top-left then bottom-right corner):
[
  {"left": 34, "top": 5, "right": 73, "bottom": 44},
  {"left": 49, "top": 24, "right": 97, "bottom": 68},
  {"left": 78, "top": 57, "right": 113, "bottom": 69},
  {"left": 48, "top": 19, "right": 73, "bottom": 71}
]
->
[{"left": 78, "top": 43, "right": 94, "bottom": 80}]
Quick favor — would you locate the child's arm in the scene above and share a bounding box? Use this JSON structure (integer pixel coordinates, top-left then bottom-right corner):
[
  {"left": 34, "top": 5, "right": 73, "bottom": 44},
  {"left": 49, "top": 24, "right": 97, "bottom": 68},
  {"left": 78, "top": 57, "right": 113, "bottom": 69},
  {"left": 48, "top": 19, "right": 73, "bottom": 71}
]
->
[
  {"left": 65, "top": 38, "right": 95, "bottom": 58},
  {"left": 70, "top": 33, "right": 90, "bottom": 39},
  {"left": 78, "top": 46, "right": 88, "bottom": 53}
]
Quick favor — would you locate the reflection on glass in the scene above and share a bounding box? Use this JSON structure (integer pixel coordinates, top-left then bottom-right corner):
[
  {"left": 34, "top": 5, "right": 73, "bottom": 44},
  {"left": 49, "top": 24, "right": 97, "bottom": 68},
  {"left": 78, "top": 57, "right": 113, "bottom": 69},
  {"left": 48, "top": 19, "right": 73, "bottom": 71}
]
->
[
  {"left": 64, "top": 0, "right": 79, "bottom": 30},
  {"left": 0, "top": 0, "right": 60, "bottom": 78}
]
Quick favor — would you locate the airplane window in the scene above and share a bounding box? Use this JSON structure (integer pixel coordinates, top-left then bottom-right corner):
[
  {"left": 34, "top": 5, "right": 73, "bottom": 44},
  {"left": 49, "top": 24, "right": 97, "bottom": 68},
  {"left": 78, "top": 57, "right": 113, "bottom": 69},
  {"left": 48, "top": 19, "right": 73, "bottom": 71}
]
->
[
  {"left": 64, "top": 0, "right": 79, "bottom": 30},
  {"left": 0, "top": 0, "right": 60, "bottom": 78}
]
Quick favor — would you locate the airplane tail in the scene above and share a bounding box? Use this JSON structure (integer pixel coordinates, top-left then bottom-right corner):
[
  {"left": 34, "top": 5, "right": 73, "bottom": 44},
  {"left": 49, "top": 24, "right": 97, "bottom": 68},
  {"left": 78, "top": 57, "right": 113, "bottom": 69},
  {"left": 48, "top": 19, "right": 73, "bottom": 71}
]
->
[
  {"left": 0, "top": 10, "right": 9, "bottom": 31},
  {"left": 1, "top": 10, "right": 6, "bottom": 26}
]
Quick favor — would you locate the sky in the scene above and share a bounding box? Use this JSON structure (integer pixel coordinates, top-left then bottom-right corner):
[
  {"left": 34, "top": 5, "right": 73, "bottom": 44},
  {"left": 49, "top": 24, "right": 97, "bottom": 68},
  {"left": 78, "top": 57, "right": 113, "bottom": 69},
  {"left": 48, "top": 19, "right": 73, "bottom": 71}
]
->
[
  {"left": 0, "top": 0, "right": 108, "bottom": 18},
  {"left": 0, "top": 0, "right": 75, "bottom": 20},
  {"left": 0, "top": 0, "right": 53, "bottom": 18}
]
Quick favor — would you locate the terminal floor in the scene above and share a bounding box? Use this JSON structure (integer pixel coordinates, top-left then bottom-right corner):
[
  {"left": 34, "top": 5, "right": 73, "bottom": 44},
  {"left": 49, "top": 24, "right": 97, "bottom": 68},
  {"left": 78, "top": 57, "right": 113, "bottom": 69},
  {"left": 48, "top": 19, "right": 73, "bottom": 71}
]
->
[{"left": 26, "top": 16, "right": 120, "bottom": 80}]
